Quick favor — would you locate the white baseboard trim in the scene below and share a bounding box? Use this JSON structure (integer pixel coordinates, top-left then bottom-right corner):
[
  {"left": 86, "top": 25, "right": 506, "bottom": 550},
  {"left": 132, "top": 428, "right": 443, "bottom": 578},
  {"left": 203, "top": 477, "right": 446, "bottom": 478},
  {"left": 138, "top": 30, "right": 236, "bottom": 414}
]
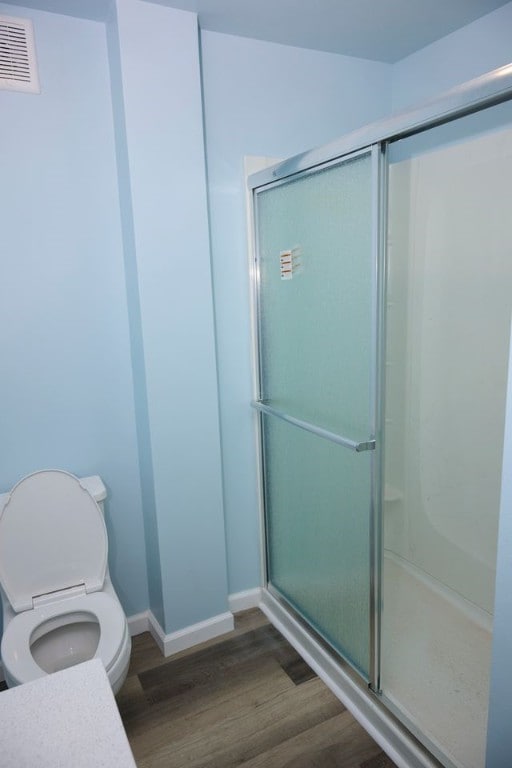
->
[
  {"left": 147, "top": 610, "right": 235, "bottom": 658},
  {"left": 260, "top": 589, "right": 438, "bottom": 768},
  {"left": 127, "top": 610, "right": 150, "bottom": 636},
  {"left": 228, "top": 587, "right": 262, "bottom": 613}
]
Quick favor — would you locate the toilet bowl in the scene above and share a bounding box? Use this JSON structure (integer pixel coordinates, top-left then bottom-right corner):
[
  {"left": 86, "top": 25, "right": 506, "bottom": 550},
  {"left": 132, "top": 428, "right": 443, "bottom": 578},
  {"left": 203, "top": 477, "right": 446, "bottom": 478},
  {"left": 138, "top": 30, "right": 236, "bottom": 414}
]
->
[{"left": 0, "top": 470, "right": 131, "bottom": 694}]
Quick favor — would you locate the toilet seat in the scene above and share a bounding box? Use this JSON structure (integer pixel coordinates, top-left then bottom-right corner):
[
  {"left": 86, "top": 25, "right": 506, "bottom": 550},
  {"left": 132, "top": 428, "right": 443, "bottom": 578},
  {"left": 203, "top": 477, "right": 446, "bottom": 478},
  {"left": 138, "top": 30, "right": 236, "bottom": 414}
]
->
[{"left": 1, "top": 591, "right": 126, "bottom": 686}]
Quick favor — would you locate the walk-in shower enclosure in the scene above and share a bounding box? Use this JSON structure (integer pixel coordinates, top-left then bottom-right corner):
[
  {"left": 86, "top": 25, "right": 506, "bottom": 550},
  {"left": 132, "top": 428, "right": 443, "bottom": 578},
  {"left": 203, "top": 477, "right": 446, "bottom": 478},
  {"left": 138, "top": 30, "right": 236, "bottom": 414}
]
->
[{"left": 249, "top": 64, "right": 512, "bottom": 768}]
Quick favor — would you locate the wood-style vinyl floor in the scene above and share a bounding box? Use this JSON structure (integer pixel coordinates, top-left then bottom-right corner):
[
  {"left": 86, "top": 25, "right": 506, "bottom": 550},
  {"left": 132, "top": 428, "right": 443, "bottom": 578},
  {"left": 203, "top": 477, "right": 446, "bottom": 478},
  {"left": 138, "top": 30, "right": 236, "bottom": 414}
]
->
[{"left": 117, "top": 609, "right": 397, "bottom": 768}]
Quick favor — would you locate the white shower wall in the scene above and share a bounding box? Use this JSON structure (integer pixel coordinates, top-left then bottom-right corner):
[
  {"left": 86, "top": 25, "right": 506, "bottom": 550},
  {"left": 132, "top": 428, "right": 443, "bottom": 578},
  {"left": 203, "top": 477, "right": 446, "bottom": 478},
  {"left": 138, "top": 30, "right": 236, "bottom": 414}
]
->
[
  {"left": 384, "top": 125, "right": 512, "bottom": 616},
  {"left": 381, "top": 122, "right": 512, "bottom": 768}
]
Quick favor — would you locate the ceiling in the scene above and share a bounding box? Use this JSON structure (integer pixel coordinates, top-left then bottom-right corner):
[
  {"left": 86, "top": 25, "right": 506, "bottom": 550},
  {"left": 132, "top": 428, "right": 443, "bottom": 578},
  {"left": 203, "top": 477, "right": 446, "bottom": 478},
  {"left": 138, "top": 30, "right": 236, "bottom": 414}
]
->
[
  {"left": 5, "top": 0, "right": 511, "bottom": 63},
  {"left": 157, "top": 0, "right": 510, "bottom": 62}
]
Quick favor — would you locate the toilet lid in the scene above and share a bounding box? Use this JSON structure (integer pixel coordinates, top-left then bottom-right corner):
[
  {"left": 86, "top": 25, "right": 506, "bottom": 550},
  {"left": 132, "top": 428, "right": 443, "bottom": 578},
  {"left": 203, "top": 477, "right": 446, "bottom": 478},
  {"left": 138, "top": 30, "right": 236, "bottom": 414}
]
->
[{"left": 0, "top": 470, "right": 107, "bottom": 613}]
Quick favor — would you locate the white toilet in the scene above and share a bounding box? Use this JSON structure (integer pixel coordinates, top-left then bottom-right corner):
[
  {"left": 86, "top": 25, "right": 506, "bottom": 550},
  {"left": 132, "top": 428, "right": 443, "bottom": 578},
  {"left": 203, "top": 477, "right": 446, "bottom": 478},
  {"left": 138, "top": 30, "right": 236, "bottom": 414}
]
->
[{"left": 0, "top": 469, "right": 131, "bottom": 694}]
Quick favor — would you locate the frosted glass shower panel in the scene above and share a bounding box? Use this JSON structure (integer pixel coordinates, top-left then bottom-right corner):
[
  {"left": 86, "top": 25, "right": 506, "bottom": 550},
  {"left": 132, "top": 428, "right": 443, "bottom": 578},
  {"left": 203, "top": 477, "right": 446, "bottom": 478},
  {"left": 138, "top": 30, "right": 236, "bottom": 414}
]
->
[
  {"left": 256, "top": 153, "right": 373, "bottom": 438},
  {"left": 263, "top": 414, "right": 371, "bottom": 676},
  {"left": 256, "top": 152, "right": 375, "bottom": 680}
]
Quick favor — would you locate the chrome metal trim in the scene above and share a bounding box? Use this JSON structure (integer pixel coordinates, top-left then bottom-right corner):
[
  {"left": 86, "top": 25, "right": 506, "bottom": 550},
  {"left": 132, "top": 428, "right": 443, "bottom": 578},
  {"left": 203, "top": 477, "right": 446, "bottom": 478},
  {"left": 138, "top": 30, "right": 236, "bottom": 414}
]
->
[
  {"left": 251, "top": 400, "right": 375, "bottom": 452},
  {"left": 368, "top": 145, "right": 380, "bottom": 691},
  {"left": 253, "top": 188, "right": 264, "bottom": 404},
  {"left": 249, "top": 63, "right": 512, "bottom": 189},
  {"left": 369, "top": 143, "right": 388, "bottom": 694},
  {"left": 252, "top": 146, "right": 371, "bottom": 196},
  {"left": 251, "top": 187, "right": 270, "bottom": 586}
]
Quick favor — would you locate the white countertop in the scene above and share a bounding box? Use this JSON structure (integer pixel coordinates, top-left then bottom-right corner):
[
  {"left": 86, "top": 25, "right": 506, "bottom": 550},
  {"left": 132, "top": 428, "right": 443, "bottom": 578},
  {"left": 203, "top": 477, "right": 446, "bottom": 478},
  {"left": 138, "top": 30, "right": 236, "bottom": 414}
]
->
[{"left": 0, "top": 659, "right": 137, "bottom": 767}]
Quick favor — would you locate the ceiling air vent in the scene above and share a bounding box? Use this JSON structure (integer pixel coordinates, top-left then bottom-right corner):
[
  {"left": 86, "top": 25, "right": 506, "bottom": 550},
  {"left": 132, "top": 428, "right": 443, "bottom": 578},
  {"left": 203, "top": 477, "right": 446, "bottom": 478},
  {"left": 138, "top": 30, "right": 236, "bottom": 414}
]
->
[{"left": 0, "top": 15, "right": 40, "bottom": 94}]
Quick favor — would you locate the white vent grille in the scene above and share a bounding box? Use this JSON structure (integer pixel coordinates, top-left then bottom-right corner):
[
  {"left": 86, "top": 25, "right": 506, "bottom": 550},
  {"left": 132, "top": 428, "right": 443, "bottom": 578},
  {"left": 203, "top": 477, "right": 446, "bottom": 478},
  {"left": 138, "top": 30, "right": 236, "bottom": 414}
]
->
[{"left": 0, "top": 15, "right": 40, "bottom": 94}]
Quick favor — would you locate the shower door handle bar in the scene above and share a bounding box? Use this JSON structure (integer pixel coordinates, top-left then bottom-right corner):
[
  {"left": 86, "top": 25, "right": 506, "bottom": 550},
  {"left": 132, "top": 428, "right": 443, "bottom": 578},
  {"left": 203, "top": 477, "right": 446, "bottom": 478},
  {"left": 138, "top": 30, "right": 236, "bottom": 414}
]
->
[{"left": 251, "top": 401, "right": 375, "bottom": 452}]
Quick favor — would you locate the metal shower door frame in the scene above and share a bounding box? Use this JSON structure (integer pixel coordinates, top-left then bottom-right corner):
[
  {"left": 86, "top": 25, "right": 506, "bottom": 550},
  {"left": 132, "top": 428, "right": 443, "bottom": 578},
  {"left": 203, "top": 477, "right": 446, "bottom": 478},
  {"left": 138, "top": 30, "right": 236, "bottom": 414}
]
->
[{"left": 250, "top": 143, "right": 386, "bottom": 690}]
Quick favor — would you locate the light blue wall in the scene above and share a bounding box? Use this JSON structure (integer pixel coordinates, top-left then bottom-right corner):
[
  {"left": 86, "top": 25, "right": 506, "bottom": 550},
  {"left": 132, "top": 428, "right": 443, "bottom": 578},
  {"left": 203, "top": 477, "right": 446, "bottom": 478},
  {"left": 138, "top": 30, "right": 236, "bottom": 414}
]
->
[
  {"left": 200, "top": 30, "right": 392, "bottom": 594},
  {"left": 391, "top": 1, "right": 512, "bottom": 112},
  {"left": 0, "top": 4, "right": 148, "bottom": 617},
  {"left": 111, "top": 0, "right": 230, "bottom": 632}
]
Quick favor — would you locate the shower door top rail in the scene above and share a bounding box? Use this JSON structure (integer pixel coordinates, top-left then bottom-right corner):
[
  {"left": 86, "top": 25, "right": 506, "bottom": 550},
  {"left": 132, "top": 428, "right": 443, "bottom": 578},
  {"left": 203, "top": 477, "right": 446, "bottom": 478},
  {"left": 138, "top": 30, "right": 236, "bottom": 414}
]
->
[
  {"left": 248, "top": 62, "right": 512, "bottom": 189},
  {"left": 251, "top": 400, "right": 376, "bottom": 452}
]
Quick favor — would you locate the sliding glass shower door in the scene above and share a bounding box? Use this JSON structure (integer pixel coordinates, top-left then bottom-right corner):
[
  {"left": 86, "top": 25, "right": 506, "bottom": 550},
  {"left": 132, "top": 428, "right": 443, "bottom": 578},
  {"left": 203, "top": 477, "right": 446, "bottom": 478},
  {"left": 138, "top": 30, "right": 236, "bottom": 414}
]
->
[
  {"left": 381, "top": 105, "right": 512, "bottom": 768},
  {"left": 254, "top": 150, "right": 377, "bottom": 679}
]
